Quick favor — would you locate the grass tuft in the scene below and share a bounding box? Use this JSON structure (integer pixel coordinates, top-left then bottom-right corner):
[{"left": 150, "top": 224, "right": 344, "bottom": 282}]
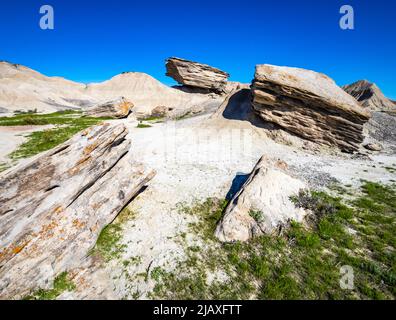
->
[{"left": 23, "top": 272, "right": 76, "bottom": 300}]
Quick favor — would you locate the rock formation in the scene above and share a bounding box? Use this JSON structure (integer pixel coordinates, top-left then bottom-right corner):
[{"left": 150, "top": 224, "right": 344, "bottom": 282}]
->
[
  {"left": 251, "top": 65, "right": 371, "bottom": 153},
  {"left": 343, "top": 80, "right": 395, "bottom": 111},
  {"left": 84, "top": 97, "right": 134, "bottom": 118},
  {"left": 0, "top": 62, "right": 226, "bottom": 117},
  {"left": 363, "top": 142, "right": 383, "bottom": 152},
  {"left": 215, "top": 156, "right": 308, "bottom": 242},
  {"left": 165, "top": 57, "right": 229, "bottom": 93},
  {"left": 0, "top": 123, "right": 155, "bottom": 299}
]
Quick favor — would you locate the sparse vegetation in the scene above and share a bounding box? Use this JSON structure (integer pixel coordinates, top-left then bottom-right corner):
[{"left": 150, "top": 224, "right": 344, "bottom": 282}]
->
[
  {"left": 137, "top": 115, "right": 164, "bottom": 122},
  {"left": 14, "top": 108, "right": 38, "bottom": 115},
  {"left": 136, "top": 122, "right": 152, "bottom": 128},
  {"left": 0, "top": 110, "right": 81, "bottom": 126},
  {"left": 249, "top": 209, "right": 264, "bottom": 223},
  {"left": 151, "top": 182, "right": 396, "bottom": 300},
  {"left": 177, "top": 198, "right": 228, "bottom": 241},
  {"left": 90, "top": 207, "right": 136, "bottom": 262},
  {"left": 0, "top": 162, "right": 10, "bottom": 173},
  {"left": 3, "top": 111, "right": 111, "bottom": 159},
  {"left": 24, "top": 272, "right": 76, "bottom": 300}
]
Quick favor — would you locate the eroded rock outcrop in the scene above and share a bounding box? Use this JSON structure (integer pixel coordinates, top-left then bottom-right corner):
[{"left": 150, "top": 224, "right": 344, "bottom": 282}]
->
[
  {"left": 84, "top": 97, "right": 133, "bottom": 118},
  {"left": 343, "top": 80, "right": 395, "bottom": 112},
  {"left": 251, "top": 65, "right": 371, "bottom": 153},
  {"left": 166, "top": 57, "right": 229, "bottom": 93},
  {"left": 215, "top": 156, "right": 308, "bottom": 242},
  {"left": 0, "top": 123, "right": 155, "bottom": 299}
]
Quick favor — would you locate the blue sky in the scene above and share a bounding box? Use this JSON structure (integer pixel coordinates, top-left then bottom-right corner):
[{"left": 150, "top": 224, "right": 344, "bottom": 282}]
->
[{"left": 1, "top": 0, "right": 395, "bottom": 98}]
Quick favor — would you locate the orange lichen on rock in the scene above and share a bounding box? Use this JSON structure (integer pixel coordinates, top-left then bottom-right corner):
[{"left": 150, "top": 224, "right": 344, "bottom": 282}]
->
[
  {"left": 72, "top": 219, "right": 86, "bottom": 229},
  {"left": 118, "top": 100, "right": 134, "bottom": 115},
  {"left": 38, "top": 220, "right": 59, "bottom": 240}
]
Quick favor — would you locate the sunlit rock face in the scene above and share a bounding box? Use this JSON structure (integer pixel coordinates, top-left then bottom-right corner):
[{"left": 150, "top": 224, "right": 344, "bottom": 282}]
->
[{"left": 251, "top": 64, "right": 370, "bottom": 153}]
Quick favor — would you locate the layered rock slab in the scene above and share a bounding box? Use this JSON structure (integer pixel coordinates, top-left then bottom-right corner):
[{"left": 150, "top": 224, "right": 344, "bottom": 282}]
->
[
  {"left": 215, "top": 156, "right": 307, "bottom": 242},
  {"left": 0, "top": 123, "right": 155, "bottom": 299},
  {"left": 165, "top": 57, "right": 229, "bottom": 93},
  {"left": 84, "top": 97, "right": 134, "bottom": 118},
  {"left": 251, "top": 65, "right": 371, "bottom": 153}
]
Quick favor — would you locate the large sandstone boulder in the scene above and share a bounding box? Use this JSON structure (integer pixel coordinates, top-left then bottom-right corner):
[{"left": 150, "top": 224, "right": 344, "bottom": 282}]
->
[
  {"left": 251, "top": 65, "right": 371, "bottom": 153},
  {"left": 343, "top": 80, "right": 395, "bottom": 112},
  {"left": 0, "top": 123, "right": 155, "bottom": 299},
  {"left": 84, "top": 97, "right": 133, "bottom": 118},
  {"left": 165, "top": 57, "right": 229, "bottom": 93},
  {"left": 215, "top": 156, "right": 308, "bottom": 242}
]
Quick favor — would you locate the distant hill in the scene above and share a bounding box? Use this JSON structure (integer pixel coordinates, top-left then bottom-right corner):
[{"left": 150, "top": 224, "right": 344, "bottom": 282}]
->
[
  {"left": 0, "top": 61, "right": 213, "bottom": 115},
  {"left": 343, "top": 80, "right": 395, "bottom": 111}
]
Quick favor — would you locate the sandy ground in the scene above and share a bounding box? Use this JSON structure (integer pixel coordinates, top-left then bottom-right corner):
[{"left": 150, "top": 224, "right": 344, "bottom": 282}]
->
[{"left": 0, "top": 125, "right": 53, "bottom": 164}]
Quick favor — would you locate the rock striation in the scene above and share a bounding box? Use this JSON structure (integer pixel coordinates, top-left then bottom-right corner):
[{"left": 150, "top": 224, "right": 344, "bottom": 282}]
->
[
  {"left": 0, "top": 123, "right": 155, "bottom": 299},
  {"left": 343, "top": 80, "right": 395, "bottom": 112},
  {"left": 251, "top": 64, "right": 371, "bottom": 153},
  {"left": 84, "top": 97, "right": 133, "bottom": 118},
  {"left": 215, "top": 156, "right": 308, "bottom": 242},
  {"left": 165, "top": 57, "right": 229, "bottom": 93}
]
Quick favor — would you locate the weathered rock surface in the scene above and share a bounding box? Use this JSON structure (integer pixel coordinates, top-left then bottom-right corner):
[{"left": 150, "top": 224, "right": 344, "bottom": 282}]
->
[
  {"left": 0, "top": 123, "right": 155, "bottom": 299},
  {"left": 84, "top": 97, "right": 133, "bottom": 118},
  {"left": 251, "top": 65, "right": 371, "bottom": 153},
  {"left": 343, "top": 80, "right": 395, "bottom": 112},
  {"left": 363, "top": 142, "right": 383, "bottom": 152},
  {"left": 166, "top": 57, "right": 229, "bottom": 93},
  {"left": 215, "top": 156, "right": 308, "bottom": 242}
]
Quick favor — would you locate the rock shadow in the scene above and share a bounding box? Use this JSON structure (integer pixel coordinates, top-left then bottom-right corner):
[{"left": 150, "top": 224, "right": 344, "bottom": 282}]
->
[
  {"left": 222, "top": 89, "right": 271, "bottom": 129},
  {"left": 225, "top": 172, "right": 250, "bottom": 201}
]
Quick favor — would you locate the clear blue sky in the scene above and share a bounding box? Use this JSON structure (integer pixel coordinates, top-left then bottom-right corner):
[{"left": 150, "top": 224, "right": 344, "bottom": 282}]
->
[{"left": 1, "top": 0, "right": 395, "bottom": 98}]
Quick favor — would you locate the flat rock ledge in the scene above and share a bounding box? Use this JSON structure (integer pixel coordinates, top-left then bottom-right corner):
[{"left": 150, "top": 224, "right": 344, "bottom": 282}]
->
[
  {"left": 166, "top": 57, "right": 229, "bottom": 93},
  {"left": 251, "top": 64, "right": 371, "bottom": 153},
  {"left": 215, "top": 156, "right": 308, "bottom": 242},
  {"left": 0, "top": 123, "right": 155, "bottom": 299},
  {"left": 84, "top": 97, "right": 134, "bottom": 118}
]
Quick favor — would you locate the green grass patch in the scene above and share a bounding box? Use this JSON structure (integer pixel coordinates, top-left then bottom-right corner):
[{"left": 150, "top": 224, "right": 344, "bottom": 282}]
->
[
  {"left": 0, "top": 110, "right": 82, "bottom": 126},
  {"left": 137, "top": 115, "right": 164, "bottom": 122},
  {"left": 0, "top": 162, "right": 10, "bottom": 173},
  {"left": 178, "top": 198, "right": 228, "bottom": 241},
  {"left": 151, "top": 182, "right": 396, "bottom": 300},
  {"left": 23, "top": 272, "right": 76, "bottom": 300},
  {"left": 249, "top": 209, "right": 264, "bottom": 223},
  {"left": 136, "top": 122, "right": 152, "bottom": 128},
  {"left": 6, "top": 111, "right": 110, "bottom": 159},
  {"left": 90, "top": 208, "right": 136, "bottom": 262}
]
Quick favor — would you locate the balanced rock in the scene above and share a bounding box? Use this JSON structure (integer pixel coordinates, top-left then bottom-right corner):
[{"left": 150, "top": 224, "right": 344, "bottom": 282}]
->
[
  {"left": 165, "top": 57, "right": 229, "bottom": 93},
  {"left": 84, "top": 97, "right": 133, "bottom": 118},
  {"left": 215, "top": 156, "right": 308, "bottom": 242},
  {"left": 343, "top": 80, "right": 395, "bottom": 112},
  {"left": 0, "top": 123, "right": 155, "bottom": 299},
  {"left": 251, "top": 65, "right": 371, "bottom": 153}
]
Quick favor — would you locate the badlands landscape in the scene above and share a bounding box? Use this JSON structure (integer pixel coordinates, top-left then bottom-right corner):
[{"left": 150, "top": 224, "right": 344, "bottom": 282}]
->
[{"left": 0, "top": 58, "right": 395, "bottom": 300}]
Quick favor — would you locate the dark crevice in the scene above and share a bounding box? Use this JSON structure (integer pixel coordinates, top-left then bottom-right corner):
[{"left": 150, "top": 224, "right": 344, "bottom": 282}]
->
[
  {"left": 66, "top": 150, "right": 129, "bottom": 209},
  {"left": 50, "top": 145, "right": 70, "bottom": 156},
  {"left": 45, "top": 185, "right": 60, "bottom": 192},
  {"left": 110, "top": 137, "right": 127, "bottom": 150},
  {"left": 0, "top": 209, "right": 14, "bottom": 216}
]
